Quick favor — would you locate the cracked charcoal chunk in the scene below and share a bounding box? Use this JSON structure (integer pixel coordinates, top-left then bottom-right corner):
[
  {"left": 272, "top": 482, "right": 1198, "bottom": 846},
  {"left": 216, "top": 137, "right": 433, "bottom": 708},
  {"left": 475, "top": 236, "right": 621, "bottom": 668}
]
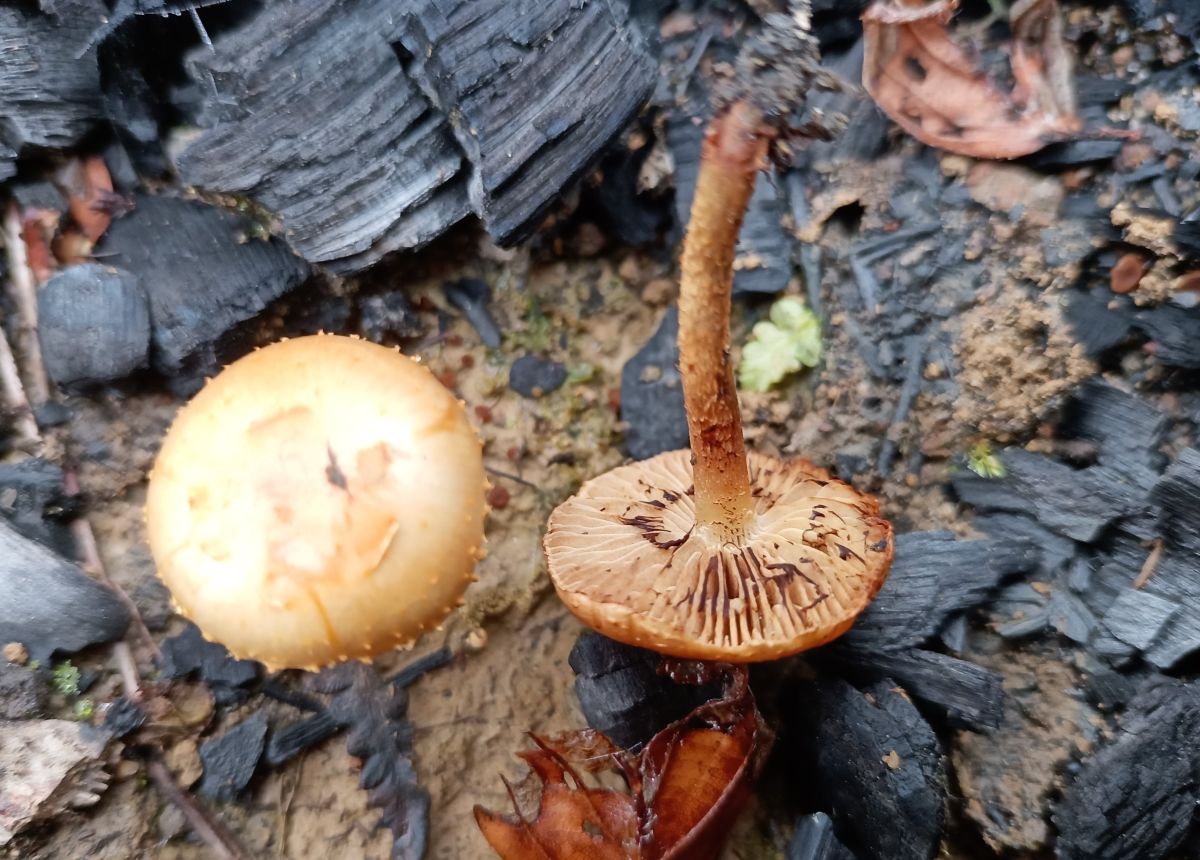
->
[
  {"left": 359, "top": 292, "right": 426, "bottom": 344},
  {"left": 38, "top": 264, "right": 151, "bottom": 388},
  {"left": 397, "top": 0, "right": 657, "bottom": 245},
  {"left": 102, "top": 697, "right": 145, "bottom": 739},
  {"left": 1067, "top": 288, "right": 1200, "bottom": 369},
  {"left": 1060, "top": 380, "right": 1167, "bottom": 491},
  {"left": 787, "top": 812, "right": 857, "bottom": 860},
  {"left": 1102, "top": 589, "right": 1177, "bottom": 651},
  {"left": 826, "top": 646, "right": 1003, "bottom": 731},
  {"left": 0, "top": 519, "right": 129, "bottom": 664},
  {"left": 952, "top": 449, "right": 1142, "bottom": 543},
  {"left": 177, "top": 0, "right": 469, "bottom": 272},
  {"left": 620, "top": 308, "right": 688, "bottom": 460},
  {"left": 843, "top": 531, "right": 1039, "bottom": 651},
  {"left": 160, "top": 623, "right": 260, "bottom": 705},
  {"left": 668, "top": 108, "right": 791, "bottom": 295},
  {"left": 197, "top": 712, "right": 268, "bottom": 801},
  {"left": 588, "top": 142, "right": 670, "bottom": 247},
  {"left": 508, "top": 354, "right": 567, "bottom": 398},
  {"left": 568, "top": 632, "right": 719, "bottom": 749},
  {"left": 973, "top": 513, "right": 1078, "bottom": 575},
  {"left": 1151, "top": 447, "right": 1200, "bottom": 545},
  {"left": 791, "top": 679, "right": 945, "bottom": 860},
  {"left": 0, "top": 6, "right": 102, "bottom": 153},
  {"left": 94, "top": 195, "right": 310, "bottom": 372},
  {"left": 1023, "top": 140, "right": 1125, "bottom": 170},
  {"left": 1056, "top": 677, "right": 1200, "bottom": 860},
  {"left": 0, "top": 458, "right": 75, "bottom": 555}
]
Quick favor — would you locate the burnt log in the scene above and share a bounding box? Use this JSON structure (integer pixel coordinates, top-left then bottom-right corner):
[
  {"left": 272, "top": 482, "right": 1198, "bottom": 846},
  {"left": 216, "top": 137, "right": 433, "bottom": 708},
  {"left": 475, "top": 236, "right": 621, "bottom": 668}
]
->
[
  {"left": 94, "top": 194, "right": 310, "bottom": 372},
  {"left": 177, "top": 0, "right": 470, "bottom": 273},
  {"left": 397, "top": 0, "right": 656, "bottom": 245},
  {"left": 1055, "top": 677, "right": 1200, "bottom": 860}
]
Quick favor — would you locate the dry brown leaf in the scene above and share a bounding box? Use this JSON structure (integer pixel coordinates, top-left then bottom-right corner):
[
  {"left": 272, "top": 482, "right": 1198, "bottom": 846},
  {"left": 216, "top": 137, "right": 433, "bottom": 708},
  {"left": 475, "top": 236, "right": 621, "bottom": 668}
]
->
[
  {"left": 475, "top": 671, "right": 765, "bottom": 860},
  {"left": 862, "top": 0, "right": 1135, "bottom": 159}
]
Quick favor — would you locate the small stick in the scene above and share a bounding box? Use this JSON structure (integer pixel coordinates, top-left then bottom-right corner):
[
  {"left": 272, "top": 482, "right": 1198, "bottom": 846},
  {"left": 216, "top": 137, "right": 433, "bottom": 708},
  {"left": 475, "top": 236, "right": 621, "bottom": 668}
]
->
[
  {"left": 0, "top": 323, "right": 40, "bottom": 449},
  {"left": 3, "top": 202, "right": 50, "bottom": 407},
  {"left": 1133, "top": 539, "right": 1164, "bottom": 589},
  {"left": 64, "top": 469, "right": 162, "bottom": 666},
  {"left": 146, "top": 760, "right": 250, "bottom": 860}
]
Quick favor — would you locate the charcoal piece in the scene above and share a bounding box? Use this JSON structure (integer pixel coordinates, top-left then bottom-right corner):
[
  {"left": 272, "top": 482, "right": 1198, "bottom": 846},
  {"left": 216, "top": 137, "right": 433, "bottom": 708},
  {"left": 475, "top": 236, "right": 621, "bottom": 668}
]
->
[
  {"left": 973, "top": 513, "right": 1078, "bottom": 575},
  {"left": 620, "top": 308, "right": 688, "bottom": 460},
  {"left": 825, "top": 647, "right": 1003, "bottom": 731},
  {"left": 668, "top": 109, "right": 791, "bottom": 294},
  {"left": 0, "top": 7, "right": 102, "bottom": 153},
  {"left": 508, "top": 354, "right": 567, "bottom": 398},
  {"left": 177, "top": 0, "right": 468, "bottom": 273},
  {"left": 1132, "top": 303, "right": 1200, "bottom": 369},
  {"left": 1177, "top": 208, "right": 1200, "bottom": 263},
  {"left": 1102, "top": 588, "right": 1177, "bottom": 651},
  {"left": 1060, "top": 380, "right": 1167, "bottom": 490},
  {"left": 102, "top": 697, "right": 145, "bottom": 738},
  {"left": 1055, "top": 677, "right": 1200, "bottom": 860},
  {"left": 1074, "top": 74, "right": 1136, "bottom": 107},
  {"left": 11, "top": 180, "right": 66, "bottom": 214},
  {"left": 568, "top": 632, "right": 719, "bottom": 749},
  {"left": 197, "top": 712, "right": 268, "bottom": 801},
  {"left": 359, "top": 292, "right": 426, "bottom": 344},
  {"left": 787, "top": 812, "right": 857, "bottom": 860},
  {"left": 1143, "top": 597, "right": 1200, "bottom": 669},
  {"left": 792, "top": 679, "right": 946, "bottom": 860},
  {"left": 0, "top": 518, "right": 129, "bottom": 664},
  {"left": 37, "top": 264, "right": 151, "bottom": 387},
  {"left": 0, "top": 665, "right": 46, "bottom": 720},
  {"left": 1023, "top": 140, "right": 1124, "bottom": 170},
  {"left": 160, "top": 623, "right": 260, "bottom": 704},
  {"left": 443, "top": 279, "right": 500, "bottom": 348},
  {"left": 315, "top": 662, "right": 429, "bottom": 859},
  {"left": 952, "top": 449, "right": 1141, "bottom": 543},
  {"left": 843, "top": 532, "right": 1039, "bottom": 651},
  {"left": 1067, "top": 288, "right": 1136, "bottom": 357},
  {"left": 397, "top": 0, "right": 656, "bottom": 244},
  {"left": 588, "top": 143, "right": 669, "bottom": 247},
  {"left": 1150, "top": 447, "right": 1200, "bottom": 543},
  {"left": 0, "top": 458, "right": 75, "bottom": 555},
  {"left": 1048, "top": 588, "right": 1098, "bottom": 644},
  {"left": 94, "top": 194, "right": 310, "bottom": 372},
  {"left": 264, "top": 710, "right": 338, "bottom": 767}
]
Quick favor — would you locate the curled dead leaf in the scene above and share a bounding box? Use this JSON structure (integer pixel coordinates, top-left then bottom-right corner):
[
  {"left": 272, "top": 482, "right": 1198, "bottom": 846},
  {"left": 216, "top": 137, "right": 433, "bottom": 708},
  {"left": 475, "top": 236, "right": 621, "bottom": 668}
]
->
[
  {"left": 475, "top": 669, "right": 766, "bottom": 860},
  {"left": 862, "top": 0, "right": 1136, "bottom": 159}
]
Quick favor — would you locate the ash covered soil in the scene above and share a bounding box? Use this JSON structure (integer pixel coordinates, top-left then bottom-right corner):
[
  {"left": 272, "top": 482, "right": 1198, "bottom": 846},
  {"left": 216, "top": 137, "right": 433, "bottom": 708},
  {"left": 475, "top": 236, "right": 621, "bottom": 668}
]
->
[{"left": 3, "top": 1, "right": 1200, "bottom": 859}]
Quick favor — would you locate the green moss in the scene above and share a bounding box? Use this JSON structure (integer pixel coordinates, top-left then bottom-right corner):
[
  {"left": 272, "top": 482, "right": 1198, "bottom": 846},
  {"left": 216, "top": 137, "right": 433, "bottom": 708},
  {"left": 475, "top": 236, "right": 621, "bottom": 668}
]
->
[
  {"left": 73, "top": 698, "right": 95, "bottom": 721},
  {"left": 738, "top": 296, "right": 822, "bottom": 392}
]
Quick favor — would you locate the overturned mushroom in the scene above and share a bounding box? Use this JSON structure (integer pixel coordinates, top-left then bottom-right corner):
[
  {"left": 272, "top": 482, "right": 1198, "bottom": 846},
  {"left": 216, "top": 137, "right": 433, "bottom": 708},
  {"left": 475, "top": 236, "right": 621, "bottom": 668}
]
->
[
  {"left": 546, "top": 103, "right": 894, "bottom": 662},
  {"left": 146, "top": 334, "right": 487, "bottom": 670}
]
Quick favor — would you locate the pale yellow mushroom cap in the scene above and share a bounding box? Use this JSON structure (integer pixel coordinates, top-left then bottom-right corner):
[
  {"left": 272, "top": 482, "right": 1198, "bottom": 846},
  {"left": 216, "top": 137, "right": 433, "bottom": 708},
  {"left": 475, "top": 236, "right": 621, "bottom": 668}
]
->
[{"left": 146, "top": 334, "right": 486, "bottom": 670}]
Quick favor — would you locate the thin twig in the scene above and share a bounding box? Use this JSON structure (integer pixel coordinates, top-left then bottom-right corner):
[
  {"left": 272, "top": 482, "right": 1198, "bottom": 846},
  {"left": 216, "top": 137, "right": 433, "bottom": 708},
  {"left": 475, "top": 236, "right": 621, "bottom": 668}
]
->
[
  {"left": 3, "top": 202, "right": 50, "bottom": 406},
  {"left": 146, "top": 760, "right": 250, "bottom": 860},
  {"left": 1133, "top": 539, "right": 1164, "bottom": 589},
  {"left": 0, "top": 322, "right": 40, "bottom": 449},
  {"left": 64, "top": 469, "right": 162, "bottom": 667}
]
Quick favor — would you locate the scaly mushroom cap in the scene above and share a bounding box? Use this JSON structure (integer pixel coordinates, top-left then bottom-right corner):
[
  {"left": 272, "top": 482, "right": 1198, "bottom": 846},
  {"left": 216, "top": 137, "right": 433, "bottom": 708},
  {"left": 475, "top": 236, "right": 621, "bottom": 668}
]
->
[
  {"left": 146, "top": 335, "right": 486, "bottom": 670},
  {"left": 545, "top": 449, "right": 893, "bottom": 661}
]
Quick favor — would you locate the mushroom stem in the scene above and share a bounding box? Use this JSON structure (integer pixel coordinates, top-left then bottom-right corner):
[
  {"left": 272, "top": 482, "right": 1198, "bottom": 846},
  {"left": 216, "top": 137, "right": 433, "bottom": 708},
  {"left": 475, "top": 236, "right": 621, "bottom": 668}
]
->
[{"left": 679, "top": 100, "right": 769, "bottom": 537}]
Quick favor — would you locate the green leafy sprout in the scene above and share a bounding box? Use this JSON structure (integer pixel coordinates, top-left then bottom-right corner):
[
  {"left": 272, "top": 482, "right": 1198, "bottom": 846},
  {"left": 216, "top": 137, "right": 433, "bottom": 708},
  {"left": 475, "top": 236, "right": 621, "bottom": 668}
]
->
[
  {"left": 738, "top": 296, "right": 822, "bottom": 393},
  {"left": 967, "top": 441, "right": 1006, "bottom": 478},
  {"left": 51, "top": 661, "right": 81, "bottom": 697}
]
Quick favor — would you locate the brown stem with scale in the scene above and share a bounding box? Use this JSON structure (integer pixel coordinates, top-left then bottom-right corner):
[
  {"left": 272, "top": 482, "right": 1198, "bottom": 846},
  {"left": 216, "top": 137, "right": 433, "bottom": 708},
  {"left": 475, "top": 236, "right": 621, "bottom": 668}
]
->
[{"left": 678, "top": 101, "right": 771, "bottom": 537}]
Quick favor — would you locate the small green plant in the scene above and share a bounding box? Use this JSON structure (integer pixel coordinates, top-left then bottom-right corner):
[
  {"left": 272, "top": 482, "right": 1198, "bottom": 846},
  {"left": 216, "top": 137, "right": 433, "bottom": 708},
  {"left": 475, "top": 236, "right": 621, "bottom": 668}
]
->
[
  {"left": 967, "top": 441, "right": 1006, "bottom": 478},
  {"left": 73, "top": 698, "right": 95, "bottom": 721},
  {"left": 738, "top": 296, "right": 822, "bottom": 393},
  {"left": 51, "top": 661, "right": 81, "bottom": 697}
]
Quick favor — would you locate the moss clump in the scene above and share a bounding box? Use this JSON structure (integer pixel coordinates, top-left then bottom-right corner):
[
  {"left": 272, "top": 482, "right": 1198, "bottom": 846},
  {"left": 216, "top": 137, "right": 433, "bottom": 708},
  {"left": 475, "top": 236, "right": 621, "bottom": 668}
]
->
[{"left": 738, "top": 296, "right": 822, "bottom": 392}]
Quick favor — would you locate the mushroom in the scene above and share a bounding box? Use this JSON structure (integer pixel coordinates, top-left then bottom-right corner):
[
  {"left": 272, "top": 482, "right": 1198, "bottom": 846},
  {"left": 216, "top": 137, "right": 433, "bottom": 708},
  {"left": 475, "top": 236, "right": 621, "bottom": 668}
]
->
[
  {"left": 146, "top": 334, "right": 486, "bottom": 670},
  {"left": 544, "top": 103, "right": 894, "bottom": 661}
]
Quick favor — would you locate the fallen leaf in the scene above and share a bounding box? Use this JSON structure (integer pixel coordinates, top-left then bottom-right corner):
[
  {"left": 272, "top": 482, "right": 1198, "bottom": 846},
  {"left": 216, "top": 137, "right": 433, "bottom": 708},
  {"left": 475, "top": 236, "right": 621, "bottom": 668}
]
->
[
  {"left": 56, "top": 157, "right": 114, "bottom": 245},
  {"left": 475, "top": 670, "right": 765, "bottom": 860},
  {"left": 862, "top": 0, "right": 1135, "bottom": 159}
]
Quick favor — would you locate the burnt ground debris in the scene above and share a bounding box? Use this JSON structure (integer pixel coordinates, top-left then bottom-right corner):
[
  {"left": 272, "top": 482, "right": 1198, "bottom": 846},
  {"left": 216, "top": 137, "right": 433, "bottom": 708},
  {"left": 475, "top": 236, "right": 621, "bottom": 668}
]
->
[{"left": 3, "top": 0, "right": 1200, "bottom": 858}]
